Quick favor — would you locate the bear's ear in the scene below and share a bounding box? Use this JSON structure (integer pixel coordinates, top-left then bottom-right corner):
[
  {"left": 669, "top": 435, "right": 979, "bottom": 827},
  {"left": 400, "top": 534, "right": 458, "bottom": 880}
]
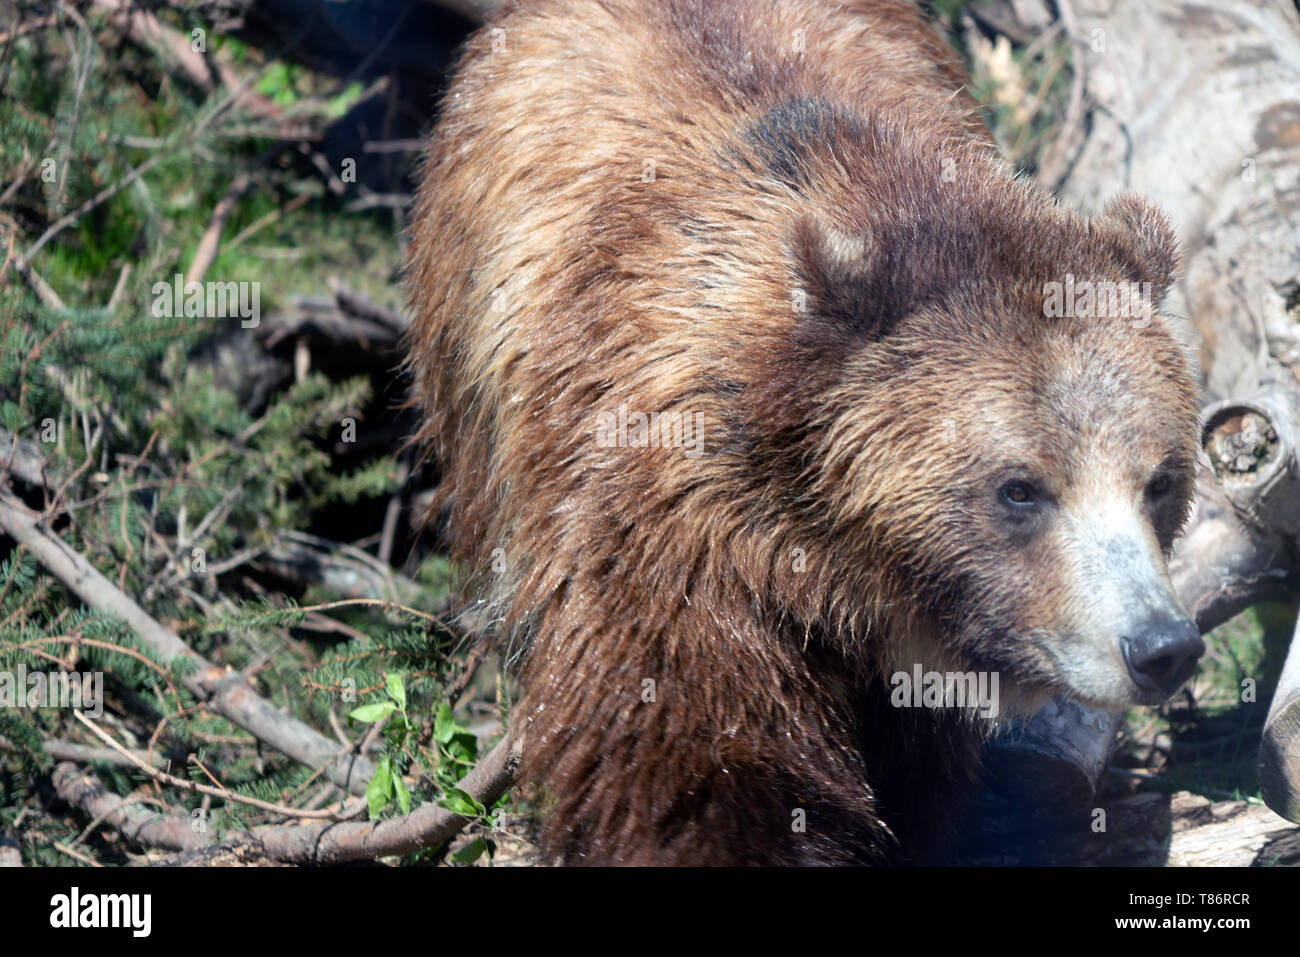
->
[
  {"left": 1100, "top": 194, "right": 1181, "bottom": 302},
  {"left": 791, "top": 214, "right": 902, "bottom": 342}
]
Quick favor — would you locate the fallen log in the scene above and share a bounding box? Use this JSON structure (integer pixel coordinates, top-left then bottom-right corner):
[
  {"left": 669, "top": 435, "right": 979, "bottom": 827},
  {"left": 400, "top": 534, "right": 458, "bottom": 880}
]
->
[
  {"left": 1166, "top": 793, "right": 1300, "bottom": 867},
  {"left": 1260, "top": 617, "right": 1300, "bottom": 823}
]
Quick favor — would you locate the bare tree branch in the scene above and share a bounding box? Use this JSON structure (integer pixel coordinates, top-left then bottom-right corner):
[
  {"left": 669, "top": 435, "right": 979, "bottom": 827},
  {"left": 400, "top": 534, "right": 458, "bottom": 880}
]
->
[{"left": 51, "top": 762, "right": 210, "bottom": 853}]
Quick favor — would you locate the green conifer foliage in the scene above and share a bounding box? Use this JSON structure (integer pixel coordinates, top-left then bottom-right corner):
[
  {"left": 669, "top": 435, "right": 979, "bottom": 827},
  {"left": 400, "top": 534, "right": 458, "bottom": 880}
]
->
[{"left": 1, "top": 6, "right": 506, "bottom": 866}]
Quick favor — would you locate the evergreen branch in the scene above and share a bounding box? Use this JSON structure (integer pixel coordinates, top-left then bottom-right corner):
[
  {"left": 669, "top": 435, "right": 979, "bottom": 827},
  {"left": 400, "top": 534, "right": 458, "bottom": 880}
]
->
[
  {"left": 12, "top": 11, "right": 318, "bottom": 285},
  {"left": 14, "top": 633, "right": 182, "bottom": 700},
  {"left": 17, "top": 152, "right": 167, "bottom": 276}
]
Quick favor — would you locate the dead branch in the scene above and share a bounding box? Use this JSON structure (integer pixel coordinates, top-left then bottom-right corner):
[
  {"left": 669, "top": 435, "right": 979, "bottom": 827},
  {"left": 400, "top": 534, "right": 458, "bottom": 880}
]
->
[
  {"left": 0, "top": 427, "right": 50, "bottom": 488},
  {"left": 90, "top": 0, "right": 282, "bottom": 120},
  {"left": 327, "top": 278, "right": 409, "bottom": 332},
  {"left": 0, "top": 833, "right": 23, "bottom": 867},
  {"left": 12, "top": 254, "right": 67, "bottom": 311},
  {"left": 1165, "top": 793, "right": 1299, "bottom": 867},
  {"left": 51, "top": 762, "right": 211, "bottom": 853},
  {"left": 185, "top": 172, "right": 256, "bottom": 286},
  {"left": 42, "top": 739, "right": 168, "bottom": 769},
  {"left": 257, "top": 529, "right": 424, "bottom": 603},
  {"left": 259, "top": 282, "right": 410, "bottom": 354}
]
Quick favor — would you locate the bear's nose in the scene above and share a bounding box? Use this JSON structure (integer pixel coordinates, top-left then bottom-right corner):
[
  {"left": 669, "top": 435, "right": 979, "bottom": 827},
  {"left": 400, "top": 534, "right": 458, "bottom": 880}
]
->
[{"left": 1121, "top": 618, "right": 1205, "bottom": 697}]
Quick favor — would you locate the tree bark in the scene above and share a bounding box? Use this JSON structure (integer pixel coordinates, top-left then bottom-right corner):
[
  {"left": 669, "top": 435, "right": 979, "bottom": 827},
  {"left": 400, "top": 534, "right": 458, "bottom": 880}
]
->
[{"left": 1057, "top": 0, "right": 1300, "bottom": 402}]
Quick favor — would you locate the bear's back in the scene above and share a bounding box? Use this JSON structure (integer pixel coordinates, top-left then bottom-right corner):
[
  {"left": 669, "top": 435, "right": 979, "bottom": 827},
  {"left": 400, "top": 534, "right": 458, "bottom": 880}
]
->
[{"left": 404, "top": 0, "right": 989, "bottom": 579}]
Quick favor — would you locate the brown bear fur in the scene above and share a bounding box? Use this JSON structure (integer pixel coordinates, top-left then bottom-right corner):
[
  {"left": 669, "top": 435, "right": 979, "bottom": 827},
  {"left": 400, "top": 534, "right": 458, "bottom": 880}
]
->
[{"left": 404, "top": 0, "right": 1200, "bottom": 864}]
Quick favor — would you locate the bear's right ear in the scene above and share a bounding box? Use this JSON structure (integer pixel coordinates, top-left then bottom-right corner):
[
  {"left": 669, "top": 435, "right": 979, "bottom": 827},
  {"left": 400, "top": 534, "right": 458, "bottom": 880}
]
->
[
  {"left": 791, "top": 214, "right": 900, "bottom": 343},
  {"left": 1099, "top": 194, "right": 1181, "bottom": 302}
]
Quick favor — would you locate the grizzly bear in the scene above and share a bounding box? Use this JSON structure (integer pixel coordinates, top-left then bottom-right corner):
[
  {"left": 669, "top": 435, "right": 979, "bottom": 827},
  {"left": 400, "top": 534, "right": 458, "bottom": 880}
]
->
[{"left": 404, "top": 0, "right": 1204, "bottom": 864}]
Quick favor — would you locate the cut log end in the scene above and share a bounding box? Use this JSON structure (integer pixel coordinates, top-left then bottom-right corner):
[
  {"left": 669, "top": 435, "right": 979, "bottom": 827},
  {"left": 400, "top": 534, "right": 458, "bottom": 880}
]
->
[{"left": 1260, "top": 694, "right": 1300, "bottom": 824}]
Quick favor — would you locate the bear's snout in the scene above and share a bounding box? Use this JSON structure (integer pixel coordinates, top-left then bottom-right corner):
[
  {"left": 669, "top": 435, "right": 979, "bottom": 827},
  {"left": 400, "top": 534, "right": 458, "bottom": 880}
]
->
[{"left": 1121, "top": 616, "right": 1205, "bottom": 699}]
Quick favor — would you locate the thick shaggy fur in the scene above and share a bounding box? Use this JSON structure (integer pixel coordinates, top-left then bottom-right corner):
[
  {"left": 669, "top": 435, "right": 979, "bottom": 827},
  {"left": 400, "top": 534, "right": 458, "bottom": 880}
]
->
[{"left": 404, "top": 0, "right": 1199, "bottom": 864}]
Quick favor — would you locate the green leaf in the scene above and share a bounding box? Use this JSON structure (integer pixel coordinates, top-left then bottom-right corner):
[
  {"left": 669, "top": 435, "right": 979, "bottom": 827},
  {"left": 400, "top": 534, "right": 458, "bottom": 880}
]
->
[
  {"left": 367, "top": 758, "right": 393, "bottom": 818},
  {"left": 324, "top": 80, "right": 366, "bottom": 120},
  {"left": 349, "top": 701, "right": 396, "bottom": 724},
  {"left": 255, "top": 62, "right": 301, "bottom": 107},
  {"left": 434, "top": 702, "right": 456, "bottom": 744},
  {"left": 384, "top": 714, "right": 411, "bottom": 744},
  {"left": 438, "top": 787, "right": 485, "bottom": 817},
  {"left": 444, "top": 730, "right": 478, "bottom": 767},
  {"left": 392, "top": 770, "right": 411, "bottom": 815},
  {"left": 386, "top": 672, "right": 406, "bottom": 711},
  {"left": 451, "top": 837, "right": 488, "bottom": 865}
]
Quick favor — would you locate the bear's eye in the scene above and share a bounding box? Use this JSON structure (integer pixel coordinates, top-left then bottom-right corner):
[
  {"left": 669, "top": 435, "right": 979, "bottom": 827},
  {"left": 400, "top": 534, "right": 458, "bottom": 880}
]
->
[
  {"left": 998, "top": 480, "right": 1038, "bottom": 508},
  {"left": 1146, "top": 473, "right": 1172, "bottom": 499}
]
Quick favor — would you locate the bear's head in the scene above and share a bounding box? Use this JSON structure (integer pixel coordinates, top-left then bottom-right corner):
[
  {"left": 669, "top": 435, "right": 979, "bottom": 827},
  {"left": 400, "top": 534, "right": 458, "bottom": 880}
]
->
[{"left": 783, "top": 191, "right": 1203, "bottom": 712}]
